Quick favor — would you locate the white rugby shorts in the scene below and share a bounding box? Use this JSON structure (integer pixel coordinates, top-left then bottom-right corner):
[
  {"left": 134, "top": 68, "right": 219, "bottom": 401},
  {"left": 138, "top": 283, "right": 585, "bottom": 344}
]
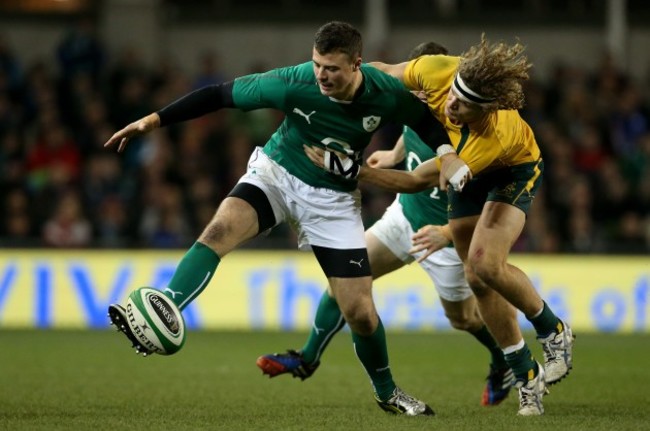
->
[
  {"left": 237, "top": 147, "right": 366, "bottom": 251},
  {"left": 368, "top": 199, "right": 472, "bottom": 302}
]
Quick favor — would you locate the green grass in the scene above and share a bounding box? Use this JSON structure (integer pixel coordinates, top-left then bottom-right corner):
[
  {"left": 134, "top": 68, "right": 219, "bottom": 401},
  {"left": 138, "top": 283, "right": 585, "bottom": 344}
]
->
[{"left": 0, "top": 330, "right": 648, "bottom": 431}]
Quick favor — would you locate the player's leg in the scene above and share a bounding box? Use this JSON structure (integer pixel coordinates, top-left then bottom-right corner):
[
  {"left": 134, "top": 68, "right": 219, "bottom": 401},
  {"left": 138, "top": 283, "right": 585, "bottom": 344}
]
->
[
  {"left": 256, "top": 281, "right": 343, "bottom": 381},
  {"left": 440, "top": 296, "right": 514, "bottom": 405},
  {"left": 449, "top": 213, "right": 544, "bottom": 415},
  {"left": 164, "top": 191, "right": 263, "bottom": 310},
  {"left": 419, "top": 248, "right": 511, "bottom": 405},
  {"left": 464, "top": 206, "right": 550, "bottom": 415},
  {"left": 311, "top": 193, "right": 431, "bottom": 415},
  {"left": 110, "top": 148, "right": 280, "bottom": 354},
  {"left": 258, "top": 200, "right": 409, "bottom": 379},
  {"left": 471, "top": 201, "right": 573, "bottom": 385},
  {"left": 108, "top": 192, "right": 265, "bottom": 354},
  {"left": 297, "top": 230, "right": 406, "bottom": 364},
  {"left": 475, "top": 161, "right": 573, "bottom": 385},
  {"left": 260, "top": 183, "right": 432, "bottom": 415},
  {"left": 328, "top": 271, "right": 432, "bottom": 416}
]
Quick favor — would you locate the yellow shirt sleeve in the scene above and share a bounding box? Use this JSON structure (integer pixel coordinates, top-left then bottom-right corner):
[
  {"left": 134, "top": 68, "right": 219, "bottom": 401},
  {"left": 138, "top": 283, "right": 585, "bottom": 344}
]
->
[{"left": 404, "top": 55, "right": 459, "bottom": 119}]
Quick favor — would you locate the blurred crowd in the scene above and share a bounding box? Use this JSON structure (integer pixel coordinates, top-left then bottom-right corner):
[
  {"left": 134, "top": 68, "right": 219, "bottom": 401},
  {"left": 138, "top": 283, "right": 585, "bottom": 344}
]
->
[{"left": 0, "top": 22, "right": 648, "bottom": 253}]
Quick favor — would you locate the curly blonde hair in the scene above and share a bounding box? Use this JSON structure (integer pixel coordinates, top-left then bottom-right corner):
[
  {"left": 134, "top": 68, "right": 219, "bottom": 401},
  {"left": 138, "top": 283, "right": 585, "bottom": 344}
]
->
[{"left": 458, "top": 34, "right": 532, "bottom": 111}]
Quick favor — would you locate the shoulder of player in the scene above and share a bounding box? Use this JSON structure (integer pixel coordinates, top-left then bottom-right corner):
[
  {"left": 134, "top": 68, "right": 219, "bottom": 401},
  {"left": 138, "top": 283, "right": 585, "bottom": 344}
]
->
[
  {"left": 238, "top": 62, "right": 316, "bottom": 88},
  {"left": 359, "top": 65, "right": 424, "bottom": 113},
  {"left": 494, "top": 110, "right": 529, "bottom": 141},
  {"left": 359, "top": 63, "right": 406, "bottom": 91},
  {"left": 406, "top": 55, "right": 459, "bottom": 91}
]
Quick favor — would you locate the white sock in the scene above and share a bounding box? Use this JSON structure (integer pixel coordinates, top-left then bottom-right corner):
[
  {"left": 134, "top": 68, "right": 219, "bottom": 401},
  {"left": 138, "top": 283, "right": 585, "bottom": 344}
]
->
[{"left": 502, "top": 339, "right": 526, "bottom": 355}]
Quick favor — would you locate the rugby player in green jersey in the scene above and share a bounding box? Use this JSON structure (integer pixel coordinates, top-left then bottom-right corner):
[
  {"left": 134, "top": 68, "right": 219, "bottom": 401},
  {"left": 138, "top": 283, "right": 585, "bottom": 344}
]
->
[
  {"left": 258, "top": 42, "right": 514, "bottom": 408},
  {"left": 104, "top": 21, "right": 470, "bottom": 416}
]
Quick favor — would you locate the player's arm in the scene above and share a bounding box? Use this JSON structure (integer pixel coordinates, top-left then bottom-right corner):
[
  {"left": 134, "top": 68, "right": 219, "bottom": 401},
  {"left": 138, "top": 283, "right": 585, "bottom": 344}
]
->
[
  {"left": 368, "top": 61, "right": 409, "bottom": 82},
  {"left": 359, "top": 159, "right": 439, "bottom": 193},
  {"left": 303, "top": 144, "right": 439, "bottom": 193},
  {"left": 366, "top": 134, "right": 406, "bottom": 168},
  {"left": 104, "top": 82, "right": 236, "bottom": 152}
]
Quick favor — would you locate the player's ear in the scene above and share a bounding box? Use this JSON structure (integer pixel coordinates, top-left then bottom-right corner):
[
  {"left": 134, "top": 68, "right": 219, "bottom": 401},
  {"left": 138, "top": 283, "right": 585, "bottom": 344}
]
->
[{"left": 353, "top": 59, "right": 362, "bottom": 71}]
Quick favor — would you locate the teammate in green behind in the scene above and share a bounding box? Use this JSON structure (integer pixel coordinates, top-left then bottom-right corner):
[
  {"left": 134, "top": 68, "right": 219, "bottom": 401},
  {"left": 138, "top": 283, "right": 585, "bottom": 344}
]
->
[{"left": 104, "top": 21, "right": 469, "bottom": 416}]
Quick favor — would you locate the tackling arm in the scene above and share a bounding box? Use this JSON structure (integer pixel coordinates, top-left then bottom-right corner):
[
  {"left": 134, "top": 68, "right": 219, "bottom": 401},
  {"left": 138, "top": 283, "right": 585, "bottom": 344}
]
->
[
  {"left": 357, "top": 159, "right": 439, "bottom": 193},
  {"left": 303, "top": 144, "right": 440, "bottom": 193}
]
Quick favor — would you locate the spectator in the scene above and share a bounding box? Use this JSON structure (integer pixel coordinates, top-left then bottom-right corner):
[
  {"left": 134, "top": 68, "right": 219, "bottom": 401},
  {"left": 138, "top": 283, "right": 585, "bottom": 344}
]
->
[
  {"left": 0, "top": 24, "right": 647, "bottom": 252},
  {"left": 42, "top": 191, "right": 92, "bottom": 247}
]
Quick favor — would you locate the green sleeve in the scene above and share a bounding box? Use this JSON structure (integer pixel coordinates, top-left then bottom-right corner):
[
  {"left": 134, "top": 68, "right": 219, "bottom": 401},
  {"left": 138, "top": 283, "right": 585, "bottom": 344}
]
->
[{"left": 232, "top": 68, "right": 290, "bottom": 111}]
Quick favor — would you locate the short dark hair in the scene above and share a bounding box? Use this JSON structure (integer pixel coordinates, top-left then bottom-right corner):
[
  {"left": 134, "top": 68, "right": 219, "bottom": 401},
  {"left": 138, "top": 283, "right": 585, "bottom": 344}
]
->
[
  {"left": 314, "top": 21, "right": 362, "bottom": 60},
  {"left": 408, "top": 41, "right": 449, "bottom": 60}
]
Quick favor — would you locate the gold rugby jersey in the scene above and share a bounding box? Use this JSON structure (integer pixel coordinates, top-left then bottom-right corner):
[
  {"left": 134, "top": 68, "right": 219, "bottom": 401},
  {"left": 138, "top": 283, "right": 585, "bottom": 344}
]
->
[{"left": 403, "top": 55, "right": 541, "bottom": 175}]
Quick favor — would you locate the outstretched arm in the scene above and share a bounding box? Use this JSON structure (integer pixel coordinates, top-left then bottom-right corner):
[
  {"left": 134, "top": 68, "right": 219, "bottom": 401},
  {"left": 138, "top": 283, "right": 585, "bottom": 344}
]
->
[{"left": 104, "top": 81, "right": 235, "bottom": 152}]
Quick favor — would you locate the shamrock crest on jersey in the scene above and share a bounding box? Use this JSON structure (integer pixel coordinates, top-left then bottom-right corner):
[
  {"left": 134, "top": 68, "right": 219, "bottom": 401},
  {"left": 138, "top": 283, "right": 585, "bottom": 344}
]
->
[{"left": 363, "top": 115, "right": 381, "bottom": 132}]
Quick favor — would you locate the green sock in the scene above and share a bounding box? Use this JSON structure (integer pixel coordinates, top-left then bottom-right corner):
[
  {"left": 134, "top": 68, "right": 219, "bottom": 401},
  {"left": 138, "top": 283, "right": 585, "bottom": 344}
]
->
[
  {"left": 301, "top": 292, "right": 345, "bottom": 364},
  {"left": 352, "top": 318, "right": 395, "bottom": 401},
  {"left": 164, "top": 242, "right": 221, "bottom": 311},
  {"left": 528, "top": 301, "right": 562, "bottom": 337},
  {"left": 470, "top": 325, "right": 508, "bottom": 369},
  {"left": 504, "top": 343, "right": 538, "bottom": 382}
]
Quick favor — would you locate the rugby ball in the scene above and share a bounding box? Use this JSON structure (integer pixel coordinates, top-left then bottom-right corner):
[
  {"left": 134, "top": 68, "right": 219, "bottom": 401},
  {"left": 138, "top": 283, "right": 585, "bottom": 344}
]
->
[{"left": 126, "top": 287, "right": 186, "bottom": 355}]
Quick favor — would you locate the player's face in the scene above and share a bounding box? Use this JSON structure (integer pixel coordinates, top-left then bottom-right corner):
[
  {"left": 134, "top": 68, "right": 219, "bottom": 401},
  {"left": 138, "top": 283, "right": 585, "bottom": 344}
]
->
[
  {"left": 312, "top": 48, "right": 360, "bottom": 100},
  {"left": 444, "top": 88, "right": 484, "bottom": 124}
]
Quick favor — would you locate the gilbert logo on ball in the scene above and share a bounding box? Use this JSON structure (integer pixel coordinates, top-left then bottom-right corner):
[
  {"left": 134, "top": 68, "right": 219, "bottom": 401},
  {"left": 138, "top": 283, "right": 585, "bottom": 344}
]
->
[{"left": 126, "top": 287, "right": 186, "bottom": 355}]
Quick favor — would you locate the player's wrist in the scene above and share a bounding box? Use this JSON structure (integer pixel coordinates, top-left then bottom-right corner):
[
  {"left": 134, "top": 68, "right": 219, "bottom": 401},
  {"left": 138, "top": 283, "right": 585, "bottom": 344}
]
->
[
  {"left": 439, "top": 225, "right": 453, "bottom": 243},
  {"left": 436, "top": 144, "right": 456, "bottom": 158}
]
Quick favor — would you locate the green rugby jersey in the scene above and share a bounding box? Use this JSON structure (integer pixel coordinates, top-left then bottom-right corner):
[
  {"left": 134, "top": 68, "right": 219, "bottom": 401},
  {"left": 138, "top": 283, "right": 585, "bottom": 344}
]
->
[
  {"left": 398, "top": 126, "right": 449, "bottom": 235},
  {"left": 232, "top": 62, "right": 431, "bottom": 192}
]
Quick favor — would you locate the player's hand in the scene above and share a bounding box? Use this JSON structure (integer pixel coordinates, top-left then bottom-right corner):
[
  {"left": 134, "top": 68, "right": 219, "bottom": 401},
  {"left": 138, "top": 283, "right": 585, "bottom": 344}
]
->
[
  {"left": 439, "top": 153, "right": 472, "bottom": 192},
  {"left": 104, "top": 113, "right": 161, "bottom": 153},
  {"left": 303, "top": 145, "right": 360, "bottom": 179},
  {"left": 304, "top": 144, "right": 326, "bottom": 167},
  {"left": 409, "top": 225, "right": 451, "bottom": 263},
  {"left": 367, "top": 150, "right": 398, "bottom": 169}
]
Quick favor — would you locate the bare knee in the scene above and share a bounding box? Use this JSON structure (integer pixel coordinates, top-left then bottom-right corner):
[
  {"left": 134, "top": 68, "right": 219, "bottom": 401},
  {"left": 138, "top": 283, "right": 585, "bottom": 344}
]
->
[
  {"left": 339, "top": 299, "right": 377, "bottom": 335},
  {"left": 464, "top": 265, "right": 491, "bottom": 298},
  {"left": 468, "top": 248, "right": 503, "bottom": 287},
  {"left": 446, "top": 313, "right": 478, "bottom": 331},
  {"left": 199, "top": 220, "right": 228, "bottom": 246},
  {"left": 443, "top": 301, "right": 483, "bottom": 332},
  {"left": 197, "top": 198, "right": 259, "bottom": 256}
]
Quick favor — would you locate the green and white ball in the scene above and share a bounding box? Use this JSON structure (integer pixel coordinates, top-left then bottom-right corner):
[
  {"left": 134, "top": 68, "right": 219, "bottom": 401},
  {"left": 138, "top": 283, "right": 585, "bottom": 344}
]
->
[{"left": 126, "top": 287, "right": 186, "bottom": 355}]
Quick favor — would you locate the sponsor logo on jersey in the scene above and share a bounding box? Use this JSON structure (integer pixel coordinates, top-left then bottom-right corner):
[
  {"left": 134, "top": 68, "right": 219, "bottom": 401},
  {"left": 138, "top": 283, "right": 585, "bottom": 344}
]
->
[
  {"left": 292, "top": 108, "right": 316, "bottom": 124},
  {"left": 362, "top": 116, "right": 381, "bottom": 132}
]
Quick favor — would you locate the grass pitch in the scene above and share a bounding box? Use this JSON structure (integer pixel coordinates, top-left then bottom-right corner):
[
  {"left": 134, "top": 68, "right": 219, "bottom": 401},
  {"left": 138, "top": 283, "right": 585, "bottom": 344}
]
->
[{"left": 0, "top": 330, "right": 648, "bottom": 431}]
